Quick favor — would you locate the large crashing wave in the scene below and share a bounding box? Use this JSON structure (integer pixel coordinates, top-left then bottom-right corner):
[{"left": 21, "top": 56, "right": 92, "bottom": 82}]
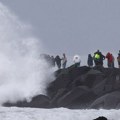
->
[{"left": 0, "top": 2, "right": 54, "bottom": 105}]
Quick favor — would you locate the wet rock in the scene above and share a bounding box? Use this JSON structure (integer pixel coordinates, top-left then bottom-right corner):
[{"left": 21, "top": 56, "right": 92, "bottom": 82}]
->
[
  {"left": 90, "top": 91, "right": 120, "bottom": 109},
  {"left": 47, "top": 66, "right": 120, "bottom": 109},
  {"left": 93, "top": 116, "right": 108, "bottom": 120},
  {"left": 3, "top": 94, "right": 50, "bottom": 108}
]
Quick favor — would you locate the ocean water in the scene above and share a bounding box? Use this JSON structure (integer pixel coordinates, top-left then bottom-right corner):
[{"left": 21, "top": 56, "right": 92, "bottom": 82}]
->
[{"left": 0, "top": 107, "right": 119, "bottom": 120}]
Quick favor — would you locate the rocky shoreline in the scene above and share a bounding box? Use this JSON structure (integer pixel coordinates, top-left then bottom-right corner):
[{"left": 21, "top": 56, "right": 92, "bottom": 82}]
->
[{"left": 4, "top": 65, "right": 120, "bottom": 109}]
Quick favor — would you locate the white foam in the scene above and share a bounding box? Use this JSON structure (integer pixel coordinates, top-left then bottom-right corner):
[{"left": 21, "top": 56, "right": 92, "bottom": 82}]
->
[{"left": 0, "top": 2, "right": 54, "bottom": 105}]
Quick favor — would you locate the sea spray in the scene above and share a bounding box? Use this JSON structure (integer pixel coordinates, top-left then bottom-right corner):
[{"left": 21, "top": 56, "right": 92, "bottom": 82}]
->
[{"left": 0, "top": 2, "right": 54, "bottom": 105}]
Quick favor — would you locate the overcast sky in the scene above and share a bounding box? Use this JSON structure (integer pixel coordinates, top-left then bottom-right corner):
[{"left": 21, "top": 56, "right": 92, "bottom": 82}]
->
[{"left": 1, "top": 0, "right": 120, "bottom": 56}]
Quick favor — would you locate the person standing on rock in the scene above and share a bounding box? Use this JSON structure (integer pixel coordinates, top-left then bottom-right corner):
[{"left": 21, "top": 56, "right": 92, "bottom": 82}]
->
[
  {"left": 73, "top": 55, "right": 81, "bottom": 67},
  {"left": 55, "top": 55, "right": 61, "bottom": 69},
  {"left": 106, "top": 52, "right": 114, "bottom": 68},
  {"left": 111, "top": 54, "right": 115, "bottom": 68},
  {"left": 117, "top": 52, "right": 120, "bottom": 68},
  {"left": 93, "top": 50, "right": 105, "bottom": 66},
  {"left": 50, "top": 56, "right": 55, "bottom": 67},
  {"left": 87, "top": 54, "right": 93, "bottom": 67},
  {"left": 61, "top": 53, "right": 67, "bottom": 69}
]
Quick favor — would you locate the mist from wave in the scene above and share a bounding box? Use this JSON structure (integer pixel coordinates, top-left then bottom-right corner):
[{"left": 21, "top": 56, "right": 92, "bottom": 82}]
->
[{"left": 0, "top": 2, "right": 54, "bottom": 105}]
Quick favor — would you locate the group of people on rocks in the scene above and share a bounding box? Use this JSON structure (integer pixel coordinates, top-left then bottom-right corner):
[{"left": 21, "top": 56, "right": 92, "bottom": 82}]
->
[
  {"left": 87, "top": 50, "right": 119, "bottom": 68},
  {"left": 54, "top": 53, "right": 67, "bottom": 69},
  {"left": 41, "top": 50, "right": 120, "bottom": 69},
  {"left": 51, "top": 54, "right": 81, "bottom": 69},
  {"left": 87, "top": 50, "right": 114, "bottom": 68},
  {"left": 40, "top": 53, "right": 67, "bottom": 69}
]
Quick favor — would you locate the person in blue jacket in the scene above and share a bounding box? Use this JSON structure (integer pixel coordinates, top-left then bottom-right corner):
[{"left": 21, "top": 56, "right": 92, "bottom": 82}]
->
[{"left": 87, "top": 54, "right": 93, "bottom": 67}]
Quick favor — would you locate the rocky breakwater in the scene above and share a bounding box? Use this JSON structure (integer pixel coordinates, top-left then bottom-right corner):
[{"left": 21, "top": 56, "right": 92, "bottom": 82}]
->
[
  {"left": 3, "top": 65, "right": 120, "bottom": 109},
  {"left": 47, "top": 65, "right": 120, "bottom": 109}
]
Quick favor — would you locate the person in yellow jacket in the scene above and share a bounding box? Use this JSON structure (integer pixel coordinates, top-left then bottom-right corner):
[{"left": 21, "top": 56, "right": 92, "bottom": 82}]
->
[{"left": 93, "top": 50, "right": 105, "bottom": 66}]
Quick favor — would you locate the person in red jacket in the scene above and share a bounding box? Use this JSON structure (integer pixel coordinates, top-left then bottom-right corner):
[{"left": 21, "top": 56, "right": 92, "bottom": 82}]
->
[{"left": 106, "top": 52, "right": 114, "bottom": 68}]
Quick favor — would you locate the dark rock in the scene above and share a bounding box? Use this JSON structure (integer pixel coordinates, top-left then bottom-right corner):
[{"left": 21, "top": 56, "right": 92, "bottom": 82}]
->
[
  {"left": 47, "top": 66, "right": 120, "bottom": 109},
  {"left": 47, "top": 66, "right": 90, "bottom": 98},
  {"left": 49, "top": 88, "right": 67, "bottom": 107},
  {"left": 93, "top": 116, "right": 108, "bottom": 120},
  {"left": 28, "top": 95, "right": 50, "bottom": 108},
  {"left": 56, "top": 86, "right": 91, "bottom": 107},
  {"left": 3, "top": 94, "right": 50, "bottom": 108},
  {"left": 90, "top": 91, "right": 120, "bottom": 109}
]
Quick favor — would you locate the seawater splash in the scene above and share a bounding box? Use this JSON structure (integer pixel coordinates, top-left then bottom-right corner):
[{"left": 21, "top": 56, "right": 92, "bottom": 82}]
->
[{"left": 0, "top": 2, "right": 54, "bottom": 105}]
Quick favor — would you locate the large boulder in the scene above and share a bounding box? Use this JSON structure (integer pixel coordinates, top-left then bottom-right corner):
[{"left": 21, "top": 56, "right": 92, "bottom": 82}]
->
[
  {"left": 93, "top": 116, "right": 108, "bottom": 120},
  {"left": 47, "top": 66, "right": 90, "bottom": 98},
  {"left": 3, "top": 94, "right": 50, "bottom": 108},
  {"left": 57, "top": 86, "right": 91, "bottom": 107},
  {"left": 90, "top": 91, "right": 120, "bottom": 109}
]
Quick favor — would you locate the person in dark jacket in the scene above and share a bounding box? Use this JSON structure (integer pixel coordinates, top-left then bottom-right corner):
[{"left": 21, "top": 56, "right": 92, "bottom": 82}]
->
[
  {"left": 55, "top": 55, "right": 61, "bottom": 69},
  {"left": 111, "top": 54, "right": 115, "bottom": 68},
  {"left": 93, "top": 50, "right": 105, "bottom": 66},
  {"left": 87, "top": 54, "right": 93, "bottom": 67},
  {"left": 117, "top": 52, "right": 120, "bottom": 68}
]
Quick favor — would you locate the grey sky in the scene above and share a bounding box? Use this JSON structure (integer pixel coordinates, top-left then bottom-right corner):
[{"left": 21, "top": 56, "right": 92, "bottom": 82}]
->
[{"left": 1, "top": 0, "right": 120, "bottom": 56}]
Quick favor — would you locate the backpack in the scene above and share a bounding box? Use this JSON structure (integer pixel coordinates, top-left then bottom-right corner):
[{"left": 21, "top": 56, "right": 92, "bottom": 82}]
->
[{"left": 94, "top": 53, "right": 100, "bottom": 60}]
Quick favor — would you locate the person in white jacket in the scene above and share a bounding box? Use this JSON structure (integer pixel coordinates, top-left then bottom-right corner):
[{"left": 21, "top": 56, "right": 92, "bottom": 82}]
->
[{"left": 73, "top": 55, "right": 81, "bottom": 67}]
